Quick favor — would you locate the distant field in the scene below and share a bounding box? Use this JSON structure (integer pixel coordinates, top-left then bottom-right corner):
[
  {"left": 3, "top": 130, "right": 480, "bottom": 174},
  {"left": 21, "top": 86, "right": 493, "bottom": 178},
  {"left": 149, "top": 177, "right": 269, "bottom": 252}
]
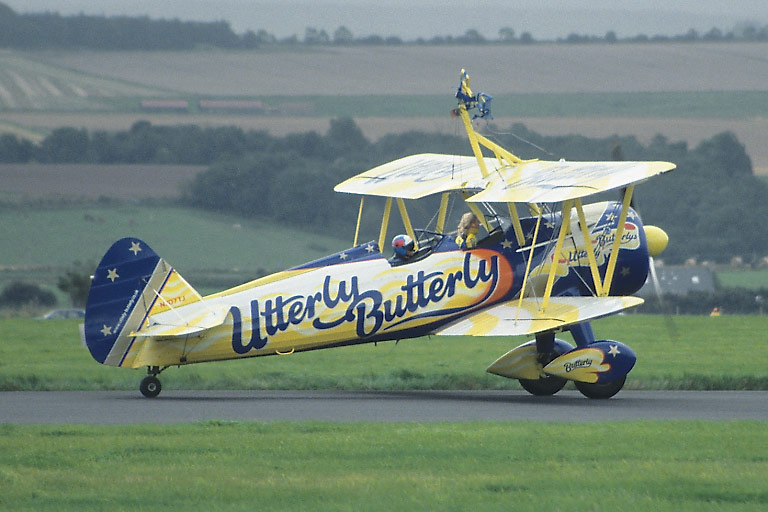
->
[
  {"left": 27, "top": 43, "right": 768, "bottom": 96},
  {"left": 0, "top": 164, "right": 203, "bottom": 201},
  {"left": 0, "top": 51, "right": 168, "bottom": 111},
  {"left": 0, "top": 204, "right": 352, "bottom": 269},
  {"left": 716, "top": 269, "right": 768, "bottom": 290},
  {"left": 3, "top": 45, "right": 768, "bottom": 171}
]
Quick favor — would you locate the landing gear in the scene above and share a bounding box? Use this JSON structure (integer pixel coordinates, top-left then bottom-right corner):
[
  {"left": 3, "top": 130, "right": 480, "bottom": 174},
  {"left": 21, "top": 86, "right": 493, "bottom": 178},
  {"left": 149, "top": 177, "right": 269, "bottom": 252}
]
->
[
  {"left": 518, "top": 333, "right": 569, "bottom": 396},
  {"left": 519, "top": 374, "right": 567, "bottom": 396},
  {"left": 139, "top": 366, "right": 166, "bottom": 398},
  {"left": 575, "top": 376, "right": 626, "bottom": 399},
  {"left": 140, "top": 376, "right": 161, "bottom": 398}
]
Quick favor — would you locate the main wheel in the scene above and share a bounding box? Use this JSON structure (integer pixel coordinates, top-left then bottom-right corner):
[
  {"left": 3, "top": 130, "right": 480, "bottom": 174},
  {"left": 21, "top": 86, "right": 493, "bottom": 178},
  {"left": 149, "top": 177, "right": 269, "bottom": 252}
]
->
[
  {"left": 575, "top": 376, "right": 626, "bottom": 399},
  {"left": 519, "top": 375, "right": 567, "bottom": 396},
  {"left": 140, "top": 376, "right": 162, "bottom": 398}
]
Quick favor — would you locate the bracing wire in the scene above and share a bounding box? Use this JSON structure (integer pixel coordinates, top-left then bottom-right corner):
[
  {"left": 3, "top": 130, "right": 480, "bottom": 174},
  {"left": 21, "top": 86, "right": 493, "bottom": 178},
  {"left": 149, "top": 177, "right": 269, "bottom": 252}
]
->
[{"left": 481, "top": 120, "right": 557, "bottom": 158}]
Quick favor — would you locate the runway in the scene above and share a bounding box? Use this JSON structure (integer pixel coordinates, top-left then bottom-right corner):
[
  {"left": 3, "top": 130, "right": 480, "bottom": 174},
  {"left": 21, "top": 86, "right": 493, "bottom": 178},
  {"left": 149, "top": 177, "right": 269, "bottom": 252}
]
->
[{"left": 2, "top": 390, "right": 766, "bottom": 424}]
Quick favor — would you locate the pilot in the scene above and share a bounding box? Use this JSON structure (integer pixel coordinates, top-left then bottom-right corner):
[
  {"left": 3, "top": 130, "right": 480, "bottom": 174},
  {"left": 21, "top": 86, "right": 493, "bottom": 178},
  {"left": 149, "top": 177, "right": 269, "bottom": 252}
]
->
[
  {"left": 456, "top": 212, "right": 480, "bottom": 249},
  {"left": 391, "top": 234, "right": 415, "bottom": 260}
]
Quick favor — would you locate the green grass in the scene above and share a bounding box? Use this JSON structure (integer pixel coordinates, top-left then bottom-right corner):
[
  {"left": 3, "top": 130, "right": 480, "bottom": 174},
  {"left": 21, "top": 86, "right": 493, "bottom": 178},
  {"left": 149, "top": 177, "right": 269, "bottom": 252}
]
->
[
  {"left": 0, "top": 315, "right": 765, "bottom": 392},
  {"left": 716, "top": 268, "right": 768, "bottom": 290},
  {"left": 0, "top": 421, "right": 766, "bottom": 511},
  {"left": 0, "top": 204, "right": 352, "bottom": 281}
]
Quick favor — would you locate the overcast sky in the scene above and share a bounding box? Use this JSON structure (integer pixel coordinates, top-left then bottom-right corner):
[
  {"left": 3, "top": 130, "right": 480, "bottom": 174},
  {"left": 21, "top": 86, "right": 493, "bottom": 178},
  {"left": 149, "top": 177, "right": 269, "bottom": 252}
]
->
[{"left": 5, "top": 1, "right": 768, "bottom": 40}]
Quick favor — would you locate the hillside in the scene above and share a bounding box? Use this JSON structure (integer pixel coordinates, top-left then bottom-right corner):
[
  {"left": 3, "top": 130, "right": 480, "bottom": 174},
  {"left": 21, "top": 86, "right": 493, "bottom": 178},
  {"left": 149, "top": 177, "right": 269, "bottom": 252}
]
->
[{"left": 1, "top": 44, "right": 767, "bottom": 173}]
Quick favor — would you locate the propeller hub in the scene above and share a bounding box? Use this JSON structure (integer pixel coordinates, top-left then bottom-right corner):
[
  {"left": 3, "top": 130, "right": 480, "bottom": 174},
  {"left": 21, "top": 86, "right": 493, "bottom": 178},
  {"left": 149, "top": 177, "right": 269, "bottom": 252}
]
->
[{"left": 644, "top": 225, "right": 669, "bottom": 257}]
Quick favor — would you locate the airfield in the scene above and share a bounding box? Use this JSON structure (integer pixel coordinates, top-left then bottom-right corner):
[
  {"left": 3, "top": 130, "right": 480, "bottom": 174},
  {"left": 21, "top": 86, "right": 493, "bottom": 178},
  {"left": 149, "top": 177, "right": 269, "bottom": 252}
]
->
[{"left": 2, "top": 41, "right": 768, "bottom": 510}]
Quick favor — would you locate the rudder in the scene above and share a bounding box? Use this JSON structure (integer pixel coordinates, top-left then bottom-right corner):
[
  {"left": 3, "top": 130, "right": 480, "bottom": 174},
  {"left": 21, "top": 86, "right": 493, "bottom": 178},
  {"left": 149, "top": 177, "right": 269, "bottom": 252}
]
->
[{"left": 84, "top": 238, "right": 198, "bottom": 367}]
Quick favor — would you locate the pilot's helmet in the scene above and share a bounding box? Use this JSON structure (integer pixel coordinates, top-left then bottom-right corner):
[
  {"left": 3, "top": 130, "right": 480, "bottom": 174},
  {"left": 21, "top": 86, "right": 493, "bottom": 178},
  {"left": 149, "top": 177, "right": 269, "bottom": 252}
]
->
[{"left": 392, "top": 234, "right": 414, "bottom": 256}]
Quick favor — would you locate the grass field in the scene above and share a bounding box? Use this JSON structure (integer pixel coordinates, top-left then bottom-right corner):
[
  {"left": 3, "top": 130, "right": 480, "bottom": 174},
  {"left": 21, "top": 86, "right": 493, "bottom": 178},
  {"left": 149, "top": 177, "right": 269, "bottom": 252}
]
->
[
  {"left": 716, "top": 268, "right": 768, "bottom": 290},
  {"left": 1, "top": 314, "right": 765, "bottom": 392},
  {"left": 0, "top": 51, "right": 169, "bottom": 111},
  {"left": 29, "top": 44, "right": 768, "bottom": 96},
  {"left": 0, "top": 204, "right": 352, "bottom": 289},
  {"left": 1, "top": 420, "right": 766, "bottom": 511}
]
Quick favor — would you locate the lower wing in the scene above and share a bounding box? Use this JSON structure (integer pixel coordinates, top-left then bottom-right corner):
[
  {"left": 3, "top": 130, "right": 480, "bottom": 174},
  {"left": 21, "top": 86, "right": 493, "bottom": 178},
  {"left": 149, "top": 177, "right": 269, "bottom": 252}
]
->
[{"left": 435, "top": 296, "right": 643, "bottom": 337}]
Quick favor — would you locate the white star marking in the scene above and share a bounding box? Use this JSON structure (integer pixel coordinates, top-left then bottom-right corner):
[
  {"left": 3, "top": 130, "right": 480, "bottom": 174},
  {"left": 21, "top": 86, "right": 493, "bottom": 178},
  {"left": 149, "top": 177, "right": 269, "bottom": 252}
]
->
[
  {"left": 501, "top": 239, "right": 513, "bottom": 249},
  {"left": 106, "top": 268, "right": 119, "bottom": 282},
  {"left": 339, "top": 252, "right": 348, "bottom": 260},
  {"left": 365, "top": 244, "right": 375, "bottom": 253},
  {"left": 129, "top": 241, "right": 142, "bottom": 256},
  {"left": 100, "top": 324, "right": 113, "bottom": 337},
  {"left": 608, "top": 344, "right": 621, "bottom": 357}
]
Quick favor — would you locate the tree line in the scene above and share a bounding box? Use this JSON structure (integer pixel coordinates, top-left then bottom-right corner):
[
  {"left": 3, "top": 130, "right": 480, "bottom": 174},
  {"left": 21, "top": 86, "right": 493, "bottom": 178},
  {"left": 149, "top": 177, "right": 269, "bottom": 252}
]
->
[
  {"left": 1, "top": 2, "right": 766, "bottom": 50},
  {"left": 2, "top": 117, "right": 767, "bottom": 266}
]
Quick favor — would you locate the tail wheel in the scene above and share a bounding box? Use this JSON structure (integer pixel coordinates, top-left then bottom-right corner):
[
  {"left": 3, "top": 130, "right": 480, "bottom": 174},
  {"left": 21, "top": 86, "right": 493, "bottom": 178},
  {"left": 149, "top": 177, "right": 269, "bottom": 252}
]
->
[
  {"left": 140, "top": 376, "right": 162, "bottom": 398},
  {"left": 575, "top": 376, "right": 626, "bottom": 399},
  {"left": 519, "top": 375, "right": 567, "bottom": 396}
]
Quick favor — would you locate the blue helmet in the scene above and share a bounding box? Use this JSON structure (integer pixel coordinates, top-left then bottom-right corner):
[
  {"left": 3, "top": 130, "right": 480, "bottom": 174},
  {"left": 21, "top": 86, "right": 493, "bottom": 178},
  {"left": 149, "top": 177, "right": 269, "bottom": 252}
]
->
[{"left": 392, "top": 234, "right": 414, "bottom": 256}]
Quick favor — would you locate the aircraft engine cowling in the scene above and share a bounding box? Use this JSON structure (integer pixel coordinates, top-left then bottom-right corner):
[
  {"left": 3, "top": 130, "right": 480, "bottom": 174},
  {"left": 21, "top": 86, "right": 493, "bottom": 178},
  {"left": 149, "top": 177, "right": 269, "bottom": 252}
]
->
[{"left": 643, "top": 225, "right": 669, "bottom": 257}]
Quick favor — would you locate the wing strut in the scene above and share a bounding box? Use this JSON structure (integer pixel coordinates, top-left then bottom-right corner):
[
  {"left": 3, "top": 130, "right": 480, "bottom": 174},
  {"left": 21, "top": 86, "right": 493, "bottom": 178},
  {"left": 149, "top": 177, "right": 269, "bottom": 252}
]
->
[
  {"left": 515, "top": 207, "right": 543, "bottom": 322},
  {"left": 601, "top": 184, "right": 634, "bottom": 295},
  {"left": 541, "top": 200, "right": 573, "bottom": 310},
  {"left": 506, "top": 203, "right": 526, "bottom": 246},
  {"left": 353, "top": 196, "right": 364, "bottom": 247},
  {"left": 574, "top": 198, "right": 604, "bottom": 296},
  {"left": 378, "top": 197, "right": 392, "bottom": 251},
  {"left": 436, "top": 192, "right": 450, "bottom": 234},
  {"left": 396, "top": 198, "right": 419, "bottom": 250}
]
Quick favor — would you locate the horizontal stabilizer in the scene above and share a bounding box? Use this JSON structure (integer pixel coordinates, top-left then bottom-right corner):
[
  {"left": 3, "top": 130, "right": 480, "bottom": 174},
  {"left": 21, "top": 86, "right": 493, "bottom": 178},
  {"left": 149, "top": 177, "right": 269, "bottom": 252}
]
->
[
  {"left": 130, "top": 306, "right": 230, "bottom": 338},
  {"left": 435, "top": 296, "right": 643, "bottom": 337}
]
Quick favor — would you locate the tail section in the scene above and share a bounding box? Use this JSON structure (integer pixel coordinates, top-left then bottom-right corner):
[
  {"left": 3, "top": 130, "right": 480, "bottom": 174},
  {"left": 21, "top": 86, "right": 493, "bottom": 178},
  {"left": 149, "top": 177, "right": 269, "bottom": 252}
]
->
[{"left": 83, "top": 238, "right": 202, "bottom": 367}]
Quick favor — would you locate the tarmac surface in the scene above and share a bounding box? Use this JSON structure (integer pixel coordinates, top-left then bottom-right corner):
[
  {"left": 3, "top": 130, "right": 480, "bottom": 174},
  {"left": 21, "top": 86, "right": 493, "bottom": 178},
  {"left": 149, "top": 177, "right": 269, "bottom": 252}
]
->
[{"left": 2, "top": 390, "right": 766, "bottom": 424}]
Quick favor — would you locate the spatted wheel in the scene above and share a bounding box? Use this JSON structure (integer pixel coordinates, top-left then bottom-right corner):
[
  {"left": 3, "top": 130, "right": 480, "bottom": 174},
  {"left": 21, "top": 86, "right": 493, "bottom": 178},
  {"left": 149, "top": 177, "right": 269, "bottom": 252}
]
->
[
  {"left": 574, "top": 376, "right": 626, "bottom": 399},
  {"left": 518, "top": 374, "right": 567, "bottom": 396}
]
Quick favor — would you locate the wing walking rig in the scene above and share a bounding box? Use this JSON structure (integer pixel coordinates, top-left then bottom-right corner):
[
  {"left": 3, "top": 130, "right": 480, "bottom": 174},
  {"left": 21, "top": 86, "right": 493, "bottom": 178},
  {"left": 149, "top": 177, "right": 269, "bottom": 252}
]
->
[{"left": 83, "top": 69, "right": 676, "bottom": 399}]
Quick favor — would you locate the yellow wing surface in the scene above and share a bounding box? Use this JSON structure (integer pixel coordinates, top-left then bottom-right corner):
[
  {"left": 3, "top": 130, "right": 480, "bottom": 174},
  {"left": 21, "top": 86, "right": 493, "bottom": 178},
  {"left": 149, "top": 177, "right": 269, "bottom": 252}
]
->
[
  {"left": 334, "top": 153, "right": 488, "bottom": 199},
  {"left": 435, "top": 296, "right": 644, "bottom": 337},
  {"left": 468, "top": 160, "right": 675, "bottom": 203},
  {"left": 335, "top": 153, "right": 675, "bottom": 203}
]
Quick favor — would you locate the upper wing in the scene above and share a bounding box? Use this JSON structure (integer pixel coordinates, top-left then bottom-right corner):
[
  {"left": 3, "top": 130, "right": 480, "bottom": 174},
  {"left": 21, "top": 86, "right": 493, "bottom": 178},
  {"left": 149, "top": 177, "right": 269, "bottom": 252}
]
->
[
  {"left": 333, "top": 153, "right": 488, "bottom": 199},
  {"left": 335, "top": 154, "right": 675, "bottom": 203},
  {"left": 434, "top": 296, "right": 643, "bottom": 337},
  {"left": 465, "top": 160, "right": 674, "bottom": 203}
]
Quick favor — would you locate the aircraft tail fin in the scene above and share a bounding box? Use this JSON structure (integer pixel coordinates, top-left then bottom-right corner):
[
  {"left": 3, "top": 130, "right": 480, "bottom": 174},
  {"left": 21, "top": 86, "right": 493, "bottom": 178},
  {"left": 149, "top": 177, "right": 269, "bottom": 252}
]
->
[{"left": 83, "top": 238, "right": 203, "bottom": 367}]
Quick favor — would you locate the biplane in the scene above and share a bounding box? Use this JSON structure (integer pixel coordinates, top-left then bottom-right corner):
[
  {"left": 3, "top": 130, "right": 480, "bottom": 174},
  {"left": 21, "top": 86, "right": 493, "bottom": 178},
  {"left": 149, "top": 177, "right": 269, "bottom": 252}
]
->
[{"left": 83, "top": 70, "right": 675, "bottom": 398}]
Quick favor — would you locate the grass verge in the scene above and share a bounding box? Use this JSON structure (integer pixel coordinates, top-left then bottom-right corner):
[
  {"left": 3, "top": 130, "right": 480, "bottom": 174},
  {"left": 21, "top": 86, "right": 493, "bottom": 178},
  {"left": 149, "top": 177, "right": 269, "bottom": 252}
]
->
[
  {"left": 0, "top": 314, "right": 766, "bottom": 391},
  {"left": 0, "top": 421, "right": 766, "bottom": 511}
]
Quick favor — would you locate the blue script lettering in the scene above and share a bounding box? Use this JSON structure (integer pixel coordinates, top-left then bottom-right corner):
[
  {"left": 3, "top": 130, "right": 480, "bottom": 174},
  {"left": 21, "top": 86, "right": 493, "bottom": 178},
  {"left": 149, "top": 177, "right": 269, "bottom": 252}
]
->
[{"left": 230, "top": 253, "right": 500, "bottom": 354}]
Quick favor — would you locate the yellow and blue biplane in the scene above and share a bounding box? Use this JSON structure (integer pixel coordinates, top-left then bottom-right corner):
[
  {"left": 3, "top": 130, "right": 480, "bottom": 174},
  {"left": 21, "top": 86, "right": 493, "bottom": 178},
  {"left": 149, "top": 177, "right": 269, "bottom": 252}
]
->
[{"left": 83, "top": 70, "right": 675, "bottom": 398}]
